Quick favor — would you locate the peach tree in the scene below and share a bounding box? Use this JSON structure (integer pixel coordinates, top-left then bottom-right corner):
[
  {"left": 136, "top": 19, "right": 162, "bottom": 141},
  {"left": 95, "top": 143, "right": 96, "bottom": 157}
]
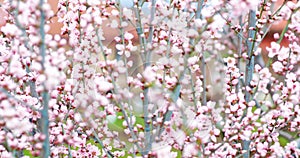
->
[{"left": 0, "top": 0, "right": 300, "bottom": 157}]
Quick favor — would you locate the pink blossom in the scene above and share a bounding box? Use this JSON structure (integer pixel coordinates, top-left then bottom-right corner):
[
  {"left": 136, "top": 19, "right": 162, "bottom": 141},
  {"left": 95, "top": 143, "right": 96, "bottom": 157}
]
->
[
  {"left": 153, "top": 144, "right": 177, "bottom": 158},
  {"left": 224, "top": 57, "right": 236, "bottom": 67},
  {"left": 94, "top": 76, "right": 113, "bottom": 92},
  {"left": 229, "top": 0, "right": 260, "bottom": 16},
  {"left": 277, "top": 46, "right": 290, "bottom": 61},
  {"left": 273, "top": 33, "right": 280, "bottom": 40},
  {"left": 188, "top": 56, "right": 199, "bottom": 66},
  {"left": 9, "top": 55, "right": 26, "bottom": 78},
  {"left": 124, "top": 32, "right": 134, "bottom": 40},
  {"left": 123, "top": 8, "right": 133, "bottom": 20},
  {"left": 143, "top": 67, "right": 156, "bottom": 83},
  {"left": 266, "top": 42, "right": 280, "bottom": 58},
  {"left": 1, "top": 23, "right": 21, "bottom": 36},
  {"left": 272, "top": 61, "right": 285, "bottom": 73}
]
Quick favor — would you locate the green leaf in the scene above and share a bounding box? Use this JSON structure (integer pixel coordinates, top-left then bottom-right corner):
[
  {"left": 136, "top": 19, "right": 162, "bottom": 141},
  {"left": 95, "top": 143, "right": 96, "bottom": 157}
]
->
[
  {"left": 23, "top": 150, "right": 39, "bottom": 158},
  {"left": 279, "top": 135, "right": 288, "bottom": 146}
]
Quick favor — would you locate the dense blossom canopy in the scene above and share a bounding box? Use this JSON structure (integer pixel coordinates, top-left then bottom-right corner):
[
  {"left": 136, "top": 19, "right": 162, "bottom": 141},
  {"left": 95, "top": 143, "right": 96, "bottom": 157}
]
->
[{"left": 0, "top": 0, "right": 300, "bottom": 157}]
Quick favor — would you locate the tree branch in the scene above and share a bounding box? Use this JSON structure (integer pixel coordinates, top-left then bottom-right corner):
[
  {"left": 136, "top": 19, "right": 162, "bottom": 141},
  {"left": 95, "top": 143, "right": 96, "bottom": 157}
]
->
[
  {"left": 243, "top": 9, "right": 256, "bottom": 158},
  {"left": 38, "top": 0, "right": 50, "bottom": 157}
]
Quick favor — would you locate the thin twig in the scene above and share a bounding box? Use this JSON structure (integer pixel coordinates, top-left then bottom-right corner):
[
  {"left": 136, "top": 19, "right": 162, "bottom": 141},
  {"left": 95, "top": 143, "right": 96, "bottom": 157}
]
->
[
  {"left": 195, "top": 0, "right": 206, "bottom": 106},
  {"left": 93, "top": 131, "right": 114, "bottom": 158},
  {"left": 236, "top": 16, "right": 243, "bottom": 93},
  {"left": 0, "top": 88, "right": 39, "bottom": 111}
]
